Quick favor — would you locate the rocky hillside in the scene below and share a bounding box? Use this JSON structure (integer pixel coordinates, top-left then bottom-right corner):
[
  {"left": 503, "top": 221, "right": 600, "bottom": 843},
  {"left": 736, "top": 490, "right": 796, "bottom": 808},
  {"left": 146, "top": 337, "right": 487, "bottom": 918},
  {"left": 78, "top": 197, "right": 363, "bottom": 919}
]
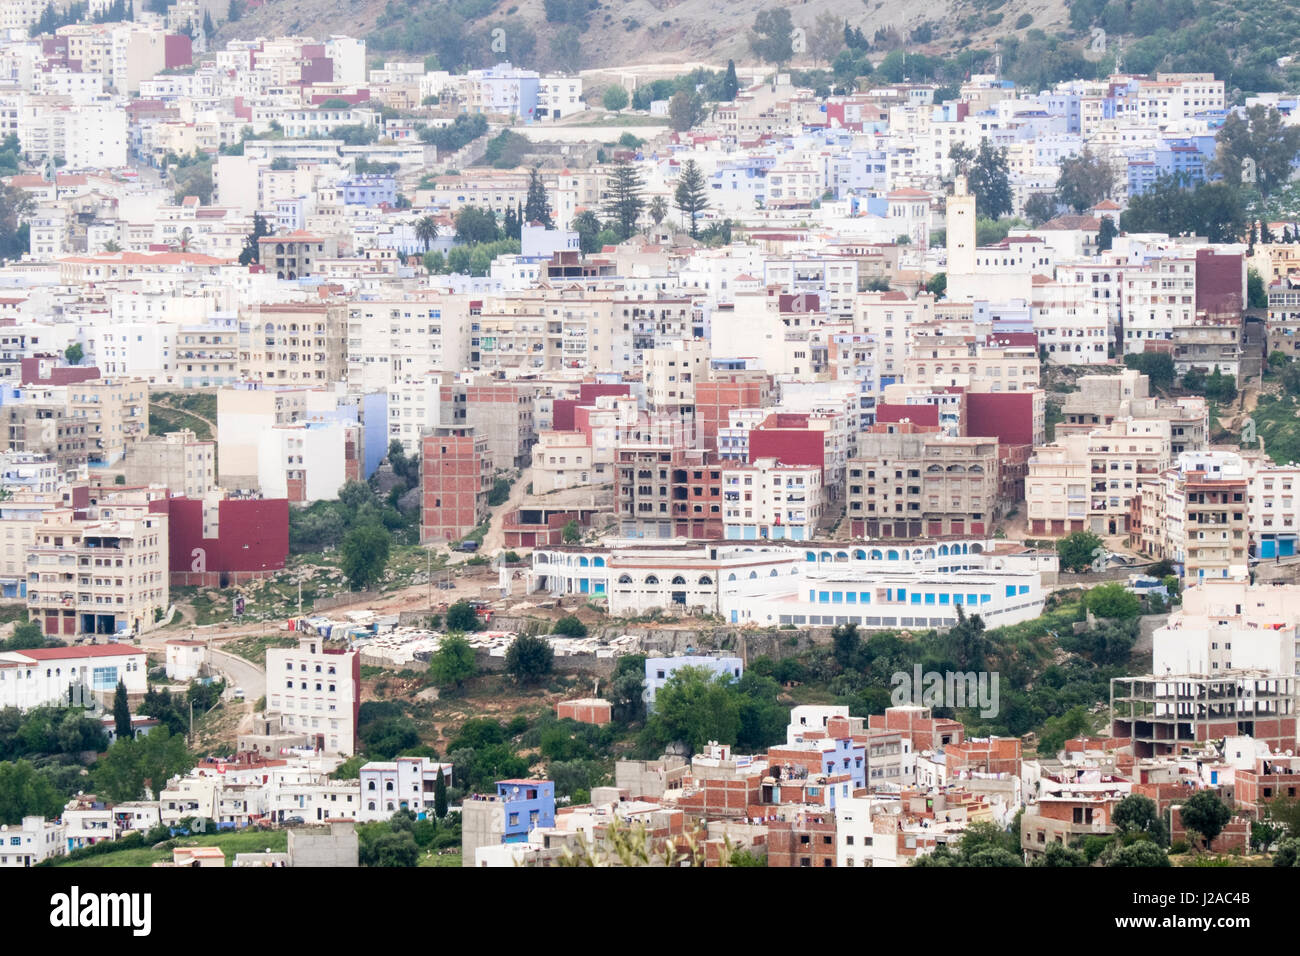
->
[{"left": 220, "top": 0, "right": 1068, "bottom": 72}]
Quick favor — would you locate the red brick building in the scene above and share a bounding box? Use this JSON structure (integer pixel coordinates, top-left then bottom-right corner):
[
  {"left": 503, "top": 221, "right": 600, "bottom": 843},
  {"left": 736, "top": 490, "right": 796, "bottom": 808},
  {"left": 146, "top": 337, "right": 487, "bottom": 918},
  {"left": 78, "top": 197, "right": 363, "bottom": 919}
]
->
[
  {"left": 867, "top": 706, "right": 965, "bottom": 751},
  {"left": 767, "top": 816, "right": 837, "bottom": 867},
  {"left": 421, "top": 426, "right": 492, "bottom": 543},
  {"left": 694, "top": 375, "right": 771, "bottom": 455}
]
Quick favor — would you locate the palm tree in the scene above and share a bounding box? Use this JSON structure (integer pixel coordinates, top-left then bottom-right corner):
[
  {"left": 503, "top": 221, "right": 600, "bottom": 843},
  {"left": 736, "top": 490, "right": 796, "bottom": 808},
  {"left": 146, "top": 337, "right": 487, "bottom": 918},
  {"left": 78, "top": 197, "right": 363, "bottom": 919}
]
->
[
  {"left": 648, "top": 196, "right": 668, "bottom": 227},
  {"left": 174, "top": 226, "right": 193, "bottom": 253},
  {"left": 415, "top": 215, "right": 439, "bottom": 252}
]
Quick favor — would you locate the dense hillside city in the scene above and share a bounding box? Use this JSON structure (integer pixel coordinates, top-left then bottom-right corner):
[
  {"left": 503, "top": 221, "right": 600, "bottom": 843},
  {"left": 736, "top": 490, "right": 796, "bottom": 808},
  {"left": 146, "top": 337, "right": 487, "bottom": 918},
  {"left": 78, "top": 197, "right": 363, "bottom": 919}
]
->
[{"left": 0, "top": 3, "right": 1295, "bottom": 904}]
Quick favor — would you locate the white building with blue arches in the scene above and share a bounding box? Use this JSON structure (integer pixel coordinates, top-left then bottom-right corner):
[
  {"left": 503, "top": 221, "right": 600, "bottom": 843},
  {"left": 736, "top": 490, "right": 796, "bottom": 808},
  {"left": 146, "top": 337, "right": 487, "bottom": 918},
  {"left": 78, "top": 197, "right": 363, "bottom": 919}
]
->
[{"left": 527, "top": 539, "right": 1055, "bottom": 624}]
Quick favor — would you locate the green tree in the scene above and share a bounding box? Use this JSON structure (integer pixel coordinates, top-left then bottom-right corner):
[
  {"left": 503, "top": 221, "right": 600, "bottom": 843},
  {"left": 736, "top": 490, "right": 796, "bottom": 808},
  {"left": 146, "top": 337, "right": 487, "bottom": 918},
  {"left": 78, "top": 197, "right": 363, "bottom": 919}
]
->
[
  {"left": 94, "top": 726, "right": 193, "bottom": 802},
  {"left": 572, "top": 210, "right": 602, "bottom": 254},
  {"left": 1023, "top": 191, "right": 1058, "bottom": 226},
  {"left": 749, "top": 8, "right": 794, "bottom": 66},
  {"left": 1098, "top": 215, "right": 1118, "bottom": 252},
  {"left": 415, "top": 215, "right": 439, "bottom": 252},
  {"left": 524, "top": 166, "right": 552, "bottom": 228},
  {"left": 362, "top": 828, "right": 419, "bottom": 866},
  {"left": 1120, "top": 176, "right": 1246, "bottom": 244},
  {"left": 562, "top": 519, "right": 581, "bottom": 544},
  {"left": 361, "top": 716, "right": 419, "bottom": 759},
  {"left": 667, "top": 91, "right": 703, "bottom": 132},
  {"left": 673, "top": 159, "right": 710, "bottom": 239},
  {"left": 1114, "top": 794, "right": 1169, "bottom": 846},
  {"left": 925, "top": 272, "right": 947, "bottom": 298},
  {"left": 603, "top": 161, "right": 645, "bottom": 241},
  {"left": 722, "top": 60, "right": 740, "bottom": 100},
  {"left": 950, "top": 139, "right": 1013, "bottom": 220},
  {"left": 552, "top": 615, "right": 587, "bottom": 637},
  {"left": 453, "top": 206, "right": 500, "bottom": 244},
  {"left": 0, "top": 181, "right": 34, "bottom": 263},
  {"left": 1057, "top": 530, "right": 1104, "bottom": 572},
  {"left": 1037, "top": 705, "right": 1093, "bottom": 755},
  {"left": 3, "top": 620, "right": 45, "bottom": 651},
  {"left": 1034, "top": 842, "right": 1088, "bottom": 866},
  {"left": 1123, "top": 351, "right": 1176, "bottom": 390},
  {"left": 428, "top": 633, "right": 476, "bottom": 690},
  {"left": 602, "top": 86, "right": 629, "bottom": 111},
  {"left": 506, "top": 634, "right": 554, "bottom": 684},
  {"left": 1107, "top": 840, "right": 1171, "bottom": 867},
  {"left": 1179, "top": 790, "right": 1233, "bottom": 851},
  {"left": 647, "top": 195, "right": 668, "bottom": 227},
  {"left": 0, "top": 759, "right": 63, "bottom": 823},
  {"left": 113, "top": 679, "right": 132, "bottom": 742},
  {"left": 64, "top": 342, "right": 84, "bottom": 365},
  {"left": 1084, "top": 583, "right": 1141, "bottom": 620},
  {"left": 444, "top": 600, "right": 481, "bottom": 632},
  {"left": 831, "top": 621, "right": 860, "bottom": 670},
  {"left": 227, "top": 0, "right": 241, "bottom": 20},
  {"left": 1248, "top": 268, "right": 1269, "bottom": 309},
  {"left": 1213, "top": 105, "right": 1300, "bottom": 197},
  {"left": 807, "top": 11, "right": 844, "bottom": 67},
  {"left": 434, "top": 769, "right": 448, "bottom": 818},
  {"left": 608, "top": 654, "right": 647, "bottom": 725},
  {"left": 1275, "top": 838, "right": 1300, "bottom": 866},
  {"left": 340, "top": 523, "right": 391, "bottom": 592},
  {"left": 238, "top": 212, "right": 271, "bottom": 266},
  {"left": 1055, "top": 148, "right": 1117, "bottom": 213},
  {"left": 646, "top": 666, "right": 740, "bottom": 754}
]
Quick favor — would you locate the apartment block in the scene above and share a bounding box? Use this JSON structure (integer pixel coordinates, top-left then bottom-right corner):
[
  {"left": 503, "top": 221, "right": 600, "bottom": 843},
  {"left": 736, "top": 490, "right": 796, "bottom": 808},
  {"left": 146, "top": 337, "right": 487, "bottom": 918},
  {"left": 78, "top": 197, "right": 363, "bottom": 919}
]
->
[
  {"left": 420, "top": 426, "right": 491, "bottom": 544},
  {"left": 721, "top": 456, "right": 823, "bottom": 542},
  {"left": 240, "top": 302, "right": 347, "bottom": 385},
  {"left": 265, "top": 634, "right": 360, "bottom": 756},
  {"left": 847, "top": 424, "right": 1001, "bottom": 539},
  {"left": 121, "top": 429, "right": 215, "bottom": 499},
  {"left": 25, "top": 507, "right": 168, "bottom": 639}
]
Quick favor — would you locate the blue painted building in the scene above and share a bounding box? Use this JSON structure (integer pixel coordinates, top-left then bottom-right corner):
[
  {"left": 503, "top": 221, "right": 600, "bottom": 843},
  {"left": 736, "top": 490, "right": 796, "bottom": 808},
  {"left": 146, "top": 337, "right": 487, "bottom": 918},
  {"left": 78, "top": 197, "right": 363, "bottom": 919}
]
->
[
  {"left": 495, "top": 780, "right": 555, "bottom": 843},
  {"left": 342, "top": 175, "right": 397, "bottom": 206}
]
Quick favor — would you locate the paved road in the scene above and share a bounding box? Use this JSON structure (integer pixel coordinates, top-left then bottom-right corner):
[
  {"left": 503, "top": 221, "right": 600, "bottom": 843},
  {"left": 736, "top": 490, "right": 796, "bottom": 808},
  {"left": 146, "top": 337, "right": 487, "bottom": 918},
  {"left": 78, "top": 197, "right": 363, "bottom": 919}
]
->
[{"left": 207, "top": 647, "right": 266, "bottom": 702}]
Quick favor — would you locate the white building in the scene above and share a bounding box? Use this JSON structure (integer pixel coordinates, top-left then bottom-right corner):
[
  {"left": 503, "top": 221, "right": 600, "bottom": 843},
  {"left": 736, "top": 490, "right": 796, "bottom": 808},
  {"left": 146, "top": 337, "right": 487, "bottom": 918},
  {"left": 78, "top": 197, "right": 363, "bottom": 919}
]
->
[
  {"left": 358, "top": 756, "right": 452, "bottom": 820},
  {"left": 164, "top": 639, "right": 206, "bottom": 682},
  {"left": 265, "top": 635, "right": 359, "bottom": 756},
  {"left": 0, "top": 815, "right": 66, "bottom": 867},
  {"left": 0, "top": 644, "right": 147, "bottom": 711}
]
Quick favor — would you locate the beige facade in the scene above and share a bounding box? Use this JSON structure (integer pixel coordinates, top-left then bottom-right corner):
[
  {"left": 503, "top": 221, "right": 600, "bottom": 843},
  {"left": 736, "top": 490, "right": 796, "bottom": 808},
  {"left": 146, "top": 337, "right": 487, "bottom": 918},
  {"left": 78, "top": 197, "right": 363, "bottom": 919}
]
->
[
  {"left": 121, "top": 429, "right": 216, "bottom": 498},
  {"left": 69, "top": 377, "right": 148, "bottom": 467},
  {"left": 531, "top": 430, "right": 596, "bottom": 494},
  {"left": 240, "top": 302, "right": 347, "bottom": 385},
  {"left": 847, "top": 427, "right": 1001, "bottom": 538},
  {"left": 26, "top": 507, "right": 169, "bottom": 639},
  {"left": 1027, "top": 418, "right": 1172, "bottom": 536}
]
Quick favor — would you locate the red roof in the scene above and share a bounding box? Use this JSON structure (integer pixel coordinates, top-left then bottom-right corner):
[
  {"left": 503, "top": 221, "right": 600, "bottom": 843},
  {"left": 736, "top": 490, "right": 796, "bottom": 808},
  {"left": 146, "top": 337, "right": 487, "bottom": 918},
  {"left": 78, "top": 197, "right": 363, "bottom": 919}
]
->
[{"left": 13, "top": 644, "right": 146, "bottom": 660}]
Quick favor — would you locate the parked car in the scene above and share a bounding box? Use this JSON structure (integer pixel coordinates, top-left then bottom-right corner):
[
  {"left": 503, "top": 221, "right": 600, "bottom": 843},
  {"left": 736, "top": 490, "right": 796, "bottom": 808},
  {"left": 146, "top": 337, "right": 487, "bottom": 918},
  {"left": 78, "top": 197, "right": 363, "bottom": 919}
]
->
[
  {"left": 456, "top": 539, "right": 480, "bottom": 553},
  {"left": 232, "top": 687, "right": 245, "bottom": 700}
]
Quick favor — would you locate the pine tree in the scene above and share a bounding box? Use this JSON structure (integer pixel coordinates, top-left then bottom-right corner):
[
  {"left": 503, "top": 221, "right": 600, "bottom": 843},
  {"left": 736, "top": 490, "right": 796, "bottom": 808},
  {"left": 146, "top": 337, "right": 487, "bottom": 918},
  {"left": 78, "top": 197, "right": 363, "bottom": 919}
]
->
[
  {"left": 434, "top": 768, "right": 448, "bottom": 818},
  {"left": 238, "top": 212, "right": 271, "bottom": 266},
  {"left": 524, "top": 166, "right": 552, "bottom": 228},
  {"left": 603, "top": 161, "right": 645, "bottom": 241},
  {"left": 722, "top": 59, "right": 739, "bottom": 101},
  {"left": 673, "top": 158, "right": 710, "bottom": 238},
  {"left": 113, "top": 679, "right": 132, "bottom": 741},
  {"left": 202, "top": 10, "right": 214, "bottom": 39},
  {"left": 503, "top": 205, "right": 519, "bottom": 241}
]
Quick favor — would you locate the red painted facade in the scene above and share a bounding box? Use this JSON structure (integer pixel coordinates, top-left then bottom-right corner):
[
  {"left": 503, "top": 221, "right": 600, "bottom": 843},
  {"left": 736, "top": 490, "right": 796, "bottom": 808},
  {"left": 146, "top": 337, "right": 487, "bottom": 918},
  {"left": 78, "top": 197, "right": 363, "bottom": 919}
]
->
[
  {"left": 965, "top": 391, "right": 1036, "bottom": 446},
  {"left": 552, "top": 383, "right": 630, "bottom": 431},
  {"left": 1195, "top": 248, "right": 1245, "bottom": 318},
  {"left": 875, "top": 403, "right": 939, "bottom": 427},
  {"left": 163, "top": 34, "right": 192, "bottom": 69},
  {"left": 162, "top": 497, "right": 289, "bottom": 587}
]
